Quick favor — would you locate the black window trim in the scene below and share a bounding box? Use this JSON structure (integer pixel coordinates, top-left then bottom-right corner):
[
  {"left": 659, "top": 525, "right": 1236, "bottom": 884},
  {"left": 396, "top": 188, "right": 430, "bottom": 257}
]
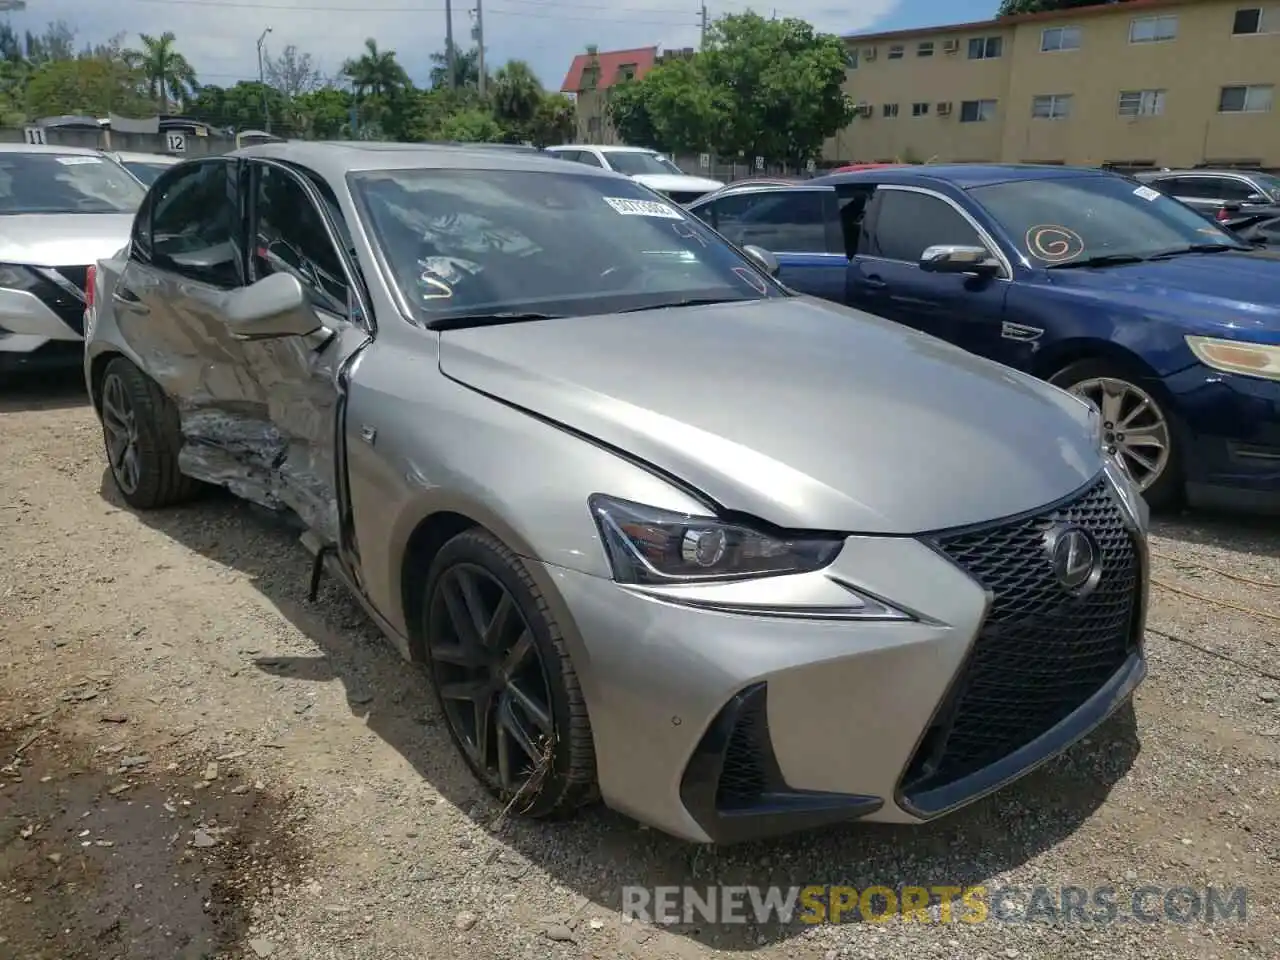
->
[
  {"left": 859, "top": 184, "right": 1011, "bottom": 278},
  {"left": 248, "top": 157, "right": 374, "bottom": 335},
  {"left": 140, "top": 156, "right": 245, "bottom": 289}
]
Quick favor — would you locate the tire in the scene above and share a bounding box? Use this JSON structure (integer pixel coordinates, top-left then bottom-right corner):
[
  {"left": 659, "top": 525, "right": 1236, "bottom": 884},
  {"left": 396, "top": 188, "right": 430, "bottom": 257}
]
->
[
  {"left": 99, "top": 357, "right": 203, "bottom": 510},
  {"left": 422, "top": 528, "right": 598, "bottom": 818},
  {"left": 1049, "top": 357, "right": 1183, "bottom": 511}
]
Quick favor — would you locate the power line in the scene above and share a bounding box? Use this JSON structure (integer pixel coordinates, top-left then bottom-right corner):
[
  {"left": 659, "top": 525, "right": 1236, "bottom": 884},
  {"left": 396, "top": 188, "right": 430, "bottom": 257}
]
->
[{"left": 121, "top": 0, "right": 696, "bottom": 16}]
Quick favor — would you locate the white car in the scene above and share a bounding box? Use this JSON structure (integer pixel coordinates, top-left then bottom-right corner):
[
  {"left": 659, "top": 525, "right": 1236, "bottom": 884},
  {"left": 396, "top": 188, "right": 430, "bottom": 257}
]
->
[
  {"left": 106, "top": 151, "right": 182, "bottom": 187},
  {"left": 544, "top": 144, "right": 722, "bottom": 204}
]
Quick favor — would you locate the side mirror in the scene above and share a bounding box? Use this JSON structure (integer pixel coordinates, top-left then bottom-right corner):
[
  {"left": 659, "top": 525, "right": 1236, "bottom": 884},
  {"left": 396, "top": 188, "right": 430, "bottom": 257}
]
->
[
  {"left": 919, "top": 244, "right": 1002, "bottom": 277},
  {"left": 742, "top": 244, "right": 780, "bottom": 277},
  {"left": 224, "top": 272, "right": 323, "bottom": 340}
]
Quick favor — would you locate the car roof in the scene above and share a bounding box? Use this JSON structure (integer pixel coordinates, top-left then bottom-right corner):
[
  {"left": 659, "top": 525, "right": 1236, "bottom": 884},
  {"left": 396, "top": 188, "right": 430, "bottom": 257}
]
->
[
  {"left": 812, "top": 162, "right": 1114, "bottom": 189},
  {"left": 548, "top": 144, "right": 656, "bottom": 154},
  {"left": 1140, "top": 168, "right": 1260, "bottom": 177},
  {"left": 112, "top": 151, "right": 181, "bottom": 163},
  {"left": 0, "top": 142, "right": 107, "bottom": 156},
  {"left": 232, "top": 140, "right": 622, "bottom": 183}
]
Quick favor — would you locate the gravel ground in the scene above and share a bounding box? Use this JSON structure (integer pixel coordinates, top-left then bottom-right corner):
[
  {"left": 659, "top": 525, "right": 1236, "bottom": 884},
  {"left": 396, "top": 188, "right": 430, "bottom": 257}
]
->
[{"left": 2, "top": 372, "right": 1279, "bottom": 960}]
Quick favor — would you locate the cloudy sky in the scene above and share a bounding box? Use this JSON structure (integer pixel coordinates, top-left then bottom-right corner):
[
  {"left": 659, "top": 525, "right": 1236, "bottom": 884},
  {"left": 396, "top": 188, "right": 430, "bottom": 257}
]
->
[{"left": 6, "top": 0, "right": 997, "bottom": 92}]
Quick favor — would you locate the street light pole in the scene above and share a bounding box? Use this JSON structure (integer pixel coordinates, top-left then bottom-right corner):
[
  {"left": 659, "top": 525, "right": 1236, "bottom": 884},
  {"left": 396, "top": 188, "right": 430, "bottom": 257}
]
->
[{"left": 257, "top": 27, "right": 273, "bottom": 133}]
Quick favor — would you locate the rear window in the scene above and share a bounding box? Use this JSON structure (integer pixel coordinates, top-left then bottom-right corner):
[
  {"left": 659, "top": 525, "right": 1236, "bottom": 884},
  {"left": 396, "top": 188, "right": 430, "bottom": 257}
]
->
[{"left": 0, "top": 152, "right": 146, "bottom": 214}]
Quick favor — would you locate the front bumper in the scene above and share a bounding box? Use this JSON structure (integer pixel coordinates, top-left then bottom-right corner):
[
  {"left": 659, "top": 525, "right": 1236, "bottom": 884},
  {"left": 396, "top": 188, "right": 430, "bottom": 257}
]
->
[
  {"left": 1163, "top": 363, "right": 1280, "bottom": 511},
  {"left": 540, "top": 474, "right": 1148, "bottom": 843}
]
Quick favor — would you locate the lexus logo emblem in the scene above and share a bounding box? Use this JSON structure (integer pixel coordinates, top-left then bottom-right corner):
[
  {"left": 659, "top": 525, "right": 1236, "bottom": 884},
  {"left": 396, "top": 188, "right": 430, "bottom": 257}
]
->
[{"left": 1045, "top": 525, "right": 1101, "bottom": 595}]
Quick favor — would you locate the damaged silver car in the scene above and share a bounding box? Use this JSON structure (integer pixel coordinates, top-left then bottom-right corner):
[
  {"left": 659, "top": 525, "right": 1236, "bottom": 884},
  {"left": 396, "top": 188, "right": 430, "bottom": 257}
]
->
[{"left": 85, "top": 142, "right": 1149, "bottom": 844}]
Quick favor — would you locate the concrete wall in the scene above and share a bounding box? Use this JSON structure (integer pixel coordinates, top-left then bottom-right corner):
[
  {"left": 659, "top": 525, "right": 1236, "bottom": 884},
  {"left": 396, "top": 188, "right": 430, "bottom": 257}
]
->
[{"left": 0, "top": 126, "right": 234, "bottom": 157}]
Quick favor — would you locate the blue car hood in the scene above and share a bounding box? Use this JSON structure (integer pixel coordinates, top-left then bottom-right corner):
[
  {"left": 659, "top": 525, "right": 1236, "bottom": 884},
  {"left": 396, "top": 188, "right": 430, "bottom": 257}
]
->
[{"left": 1044, "top": 251, "right": 1280, "bottom": 343}]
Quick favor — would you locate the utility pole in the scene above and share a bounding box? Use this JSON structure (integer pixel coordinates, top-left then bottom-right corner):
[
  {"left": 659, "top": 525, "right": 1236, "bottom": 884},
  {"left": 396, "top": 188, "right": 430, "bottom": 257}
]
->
[
  {"left": 699, "top": 3, "right": 708, "bottom": 48},
  {"left": 444, "top": 0, "right": 456, "bottom": 89},
  {"left": 257, "top": 27, "right": 273, "bottom": 133},
  {"left": 474, "top": 0, "right": 485, "bottom": 96}
]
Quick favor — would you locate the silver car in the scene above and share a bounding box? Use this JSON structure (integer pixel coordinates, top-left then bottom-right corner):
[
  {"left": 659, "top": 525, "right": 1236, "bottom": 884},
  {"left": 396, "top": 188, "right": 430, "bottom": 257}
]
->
[
  {"left": 0, "top": 143, "right": 144, "bottom": 372},
  {"left": 108, "top": 151, "right": 182, "bottom": 187},
  {"left": 84, "top": 142, "right": 1149, "bottom": 843}
]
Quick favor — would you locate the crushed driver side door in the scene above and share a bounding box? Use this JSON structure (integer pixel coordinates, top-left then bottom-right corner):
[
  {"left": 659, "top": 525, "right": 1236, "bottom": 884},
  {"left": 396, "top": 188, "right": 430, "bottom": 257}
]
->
[{"left": 230, "top": 158, "right": 373, "bottom": 547}]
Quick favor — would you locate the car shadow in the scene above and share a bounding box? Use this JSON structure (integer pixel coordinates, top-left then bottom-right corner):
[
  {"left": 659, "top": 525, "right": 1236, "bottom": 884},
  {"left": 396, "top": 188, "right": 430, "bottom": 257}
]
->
[
  {"left": 0, "top": 367, "right": 89, "bottom": 413},
  {"left": 110, "top": 473, "right": 1141, "bottom": 950}
]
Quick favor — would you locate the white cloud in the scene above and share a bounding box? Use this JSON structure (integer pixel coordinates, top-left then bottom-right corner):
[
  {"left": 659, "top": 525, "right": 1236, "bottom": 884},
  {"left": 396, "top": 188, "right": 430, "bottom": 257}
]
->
[{"left": 8, "top": 0, "right": 898, "bottom": 92}]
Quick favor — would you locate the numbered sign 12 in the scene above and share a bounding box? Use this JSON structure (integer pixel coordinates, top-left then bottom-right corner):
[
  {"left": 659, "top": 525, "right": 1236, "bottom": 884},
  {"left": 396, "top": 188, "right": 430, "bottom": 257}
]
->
[{"left": 166, "top": 132, "right": 186, "bottom": 153}]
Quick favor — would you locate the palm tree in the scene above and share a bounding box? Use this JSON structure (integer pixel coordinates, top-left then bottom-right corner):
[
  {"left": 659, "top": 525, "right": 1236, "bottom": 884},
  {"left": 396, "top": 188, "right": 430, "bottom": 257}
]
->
[
  {"left": 429, "top": 41, "right": 482, "bottom": 90},
  {"left": 489, "top": 59, "right": 542, "bottom": 127},
  {"left": 124, "top": 32, "right": 197, "bottom": 113},
  {"left": 342, "top": 38, "right": 409, "bottom": 98}
]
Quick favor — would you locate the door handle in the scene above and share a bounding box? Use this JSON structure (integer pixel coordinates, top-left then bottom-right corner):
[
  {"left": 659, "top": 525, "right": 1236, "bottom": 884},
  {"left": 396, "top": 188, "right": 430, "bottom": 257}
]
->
[
  {"left": 862, "top": 275, "right": 888, "bottom": 289},
  {"left": 112, "top": 288, "right": 149, "bottom": 313}
]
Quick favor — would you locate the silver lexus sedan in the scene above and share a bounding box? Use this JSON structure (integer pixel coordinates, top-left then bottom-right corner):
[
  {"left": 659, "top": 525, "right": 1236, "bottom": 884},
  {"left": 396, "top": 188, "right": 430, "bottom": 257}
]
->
[
  {"left": 84, "top": 142, "right": 1149, "bottom": 844},
  {"left": 0, "top": 143, "right": 144, "bottom": 372}
]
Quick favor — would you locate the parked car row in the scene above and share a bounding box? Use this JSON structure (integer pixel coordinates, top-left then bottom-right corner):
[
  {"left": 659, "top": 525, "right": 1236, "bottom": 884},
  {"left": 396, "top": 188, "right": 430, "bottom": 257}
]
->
[{"left": 73, "top": 141, "right": 1155, "bottom": 846}]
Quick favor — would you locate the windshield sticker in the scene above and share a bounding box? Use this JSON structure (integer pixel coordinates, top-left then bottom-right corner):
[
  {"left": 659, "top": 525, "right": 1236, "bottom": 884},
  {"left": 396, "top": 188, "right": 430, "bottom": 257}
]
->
[
  {"left": 669, "top": 221, "right": 709, "bottom": 247},
  {"left": 416, "top": 256, "right": 482, "bottom": 301},
  {"left": 1026, "top": 224, "right": 1085, "bottom": 263},
  {"left": 733, "top": 266, "right": 770, "bottom": 295},
  {"left": 1132, "top": 185, "right": 1162, "bottom": 202},
  {"left": 603, "top": 196, "right": 684, "bottom": 219},
  {"left": 55, "top": 156, "right": 103, "bottom": 165}
]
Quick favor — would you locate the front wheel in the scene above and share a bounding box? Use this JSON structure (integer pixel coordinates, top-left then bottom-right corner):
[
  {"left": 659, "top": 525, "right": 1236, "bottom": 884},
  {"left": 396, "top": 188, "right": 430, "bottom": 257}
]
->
[
  {"left": 422, "top": 528, "right": 597, "bottom": 818},
  {"left": 1050, "top": 357, "right": 1182, "bottom": 511}
]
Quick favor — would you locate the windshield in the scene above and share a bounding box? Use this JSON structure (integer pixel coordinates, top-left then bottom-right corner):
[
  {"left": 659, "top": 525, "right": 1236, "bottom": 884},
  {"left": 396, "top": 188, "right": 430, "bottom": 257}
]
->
[
  {"left": 606, "top": 151, "right": 684, "bottom": 176},
  {"left": 0, "top": 152, "right": 146, "bottom": 214},
  {"left": 348, "top": 168, "right": 784, "bottom": 322},
  {"left": 123, "top": 160, "right": 174, "bottom": 186},
  {"left": 969, "top": 174, "right": 1242, "bottom": 265}
]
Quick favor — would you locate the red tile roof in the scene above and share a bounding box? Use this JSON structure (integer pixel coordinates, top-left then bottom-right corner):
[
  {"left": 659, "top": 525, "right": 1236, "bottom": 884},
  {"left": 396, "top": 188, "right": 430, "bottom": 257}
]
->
[{"left": 560, "top": 46, "right": 658, "bottom": 93}]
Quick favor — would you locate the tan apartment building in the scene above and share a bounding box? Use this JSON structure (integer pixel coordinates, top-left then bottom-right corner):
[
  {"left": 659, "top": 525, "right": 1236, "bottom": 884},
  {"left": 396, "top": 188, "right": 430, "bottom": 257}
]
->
[{"left": 828, "top": 0, "right": 1280, "bottom": 168}]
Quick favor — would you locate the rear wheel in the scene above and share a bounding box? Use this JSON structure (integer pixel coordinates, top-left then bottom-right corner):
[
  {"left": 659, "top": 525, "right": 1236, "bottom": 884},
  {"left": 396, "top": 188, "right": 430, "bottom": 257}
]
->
[
  {"left": 422, "top": 528, "right": 597, "bottom": 818},
  {"left": 99, "top": 357, "right": 202, "bottom": 509},
  {"left": 1050, "top": 357, "right": 1182, "bottom": 510}
]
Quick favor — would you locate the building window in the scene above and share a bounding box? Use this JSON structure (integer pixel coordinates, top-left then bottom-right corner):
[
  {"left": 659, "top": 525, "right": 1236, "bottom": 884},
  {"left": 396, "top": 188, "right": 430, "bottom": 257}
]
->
[
  {"left": 1040, "top": 26, "right": 1082, "bottom": 51},
  {"left": 917, "top": 41, "right": 934, "bottom": 56},
  {"left": 960, "top": 99, "right": 998, "bottom": 122},
  {"left": 1219, "top": 84, "right": 1274, "bottom": 112},
  {"left": 848, "top": 47, "right": 859, "bottom": 69},
  {"left": 617, "top": 64, "right": 636, "bottom": 81},
  {"left": 1032, "top": 94, "right": 1072, "bottom": 119},
  {"left": 882, "top": 103, "right": 899, "bottom": 118},
  {"left": 888, "top": 44, "right": 904, "bottom": 59},
  {"left": 968, "top": 36, "right": 1002, "bottom": 59},
  {"left": 912, "top": 102, "right": 930, "bottom": 117},
  {"left": 1129, "top": 15, "right": 1178, "bottom": 42},
  {"left": 1118, "top": 89, "right": 1165, "bottom": 117}
]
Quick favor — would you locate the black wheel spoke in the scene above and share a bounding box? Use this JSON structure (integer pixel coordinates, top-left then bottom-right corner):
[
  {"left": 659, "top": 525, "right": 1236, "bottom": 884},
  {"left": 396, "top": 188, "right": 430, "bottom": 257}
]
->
[
  {"left": 498, "top": 629, "right": 533, "bottom": 675},
  {"left": 473, "top": 696, "right": 493, "bottom": 767},
  {"left": 499, "top": 693, "right": 544, "bottom": 763},
  {"left": 439, "top": 678, "right": 491, "bottom": 701},
  {"left": 507, "top": 678, "right": 553, "bottom": 735},
  {"left": 441, "top": 574, "right": 483, "bottom": 647},
  {"left": 430, "top": 642, "right": 484, "bottom": 667},
  {"left": 483, "top": 592, "right": 516, "bottom": 649}
]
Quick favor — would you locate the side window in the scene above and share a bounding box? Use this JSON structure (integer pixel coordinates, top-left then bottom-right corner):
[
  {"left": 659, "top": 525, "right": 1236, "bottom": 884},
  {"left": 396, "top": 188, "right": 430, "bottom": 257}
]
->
[
  {"left": 709, "top": 190, "right": 833, "bottom": 254},
  {"left": 1160, "top": 177, "right": 1210, "bottom": 199},
  {"left": 1215, "top": 178, "right": 1258, "bottom": 201},
  {"left": 130, "top": 188, "right": 154, "bottom": 260},
  {"left": 835, "top": 184, "right": 876, "bottom": 257},
  {"left": 869, "top": 189, "right": 985, "bottom": 263},
  {"left": 550, "top": 150, "right": 578, "bottom": 162},
  {"left": 576, "top": 151, "right": 604, "bottom": 167},
  {"left": 252, "top": 163, "right": 349, "bottom": 317},
  {"left": 150, "top": 159, "right": 243, "bottom": 288}
]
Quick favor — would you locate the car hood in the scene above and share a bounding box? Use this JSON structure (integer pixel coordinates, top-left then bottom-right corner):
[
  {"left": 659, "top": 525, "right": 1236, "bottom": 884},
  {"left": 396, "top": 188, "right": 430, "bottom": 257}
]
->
[
  {"left": 630, "top": 173, "right": 724, "bottom": 195},
  {"left": 437, "top": 297, "right": 1103, "bottom": 534},
  {"left": 1045, "top": 251, "right": 1280, "bottom": 342},
  {"left": 0, "top": 213, "right": 133, "bottom": 266}
]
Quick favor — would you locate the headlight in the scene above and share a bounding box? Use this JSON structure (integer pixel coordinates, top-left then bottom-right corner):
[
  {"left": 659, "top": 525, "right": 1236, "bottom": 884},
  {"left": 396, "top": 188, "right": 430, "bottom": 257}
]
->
[
  {"left": 589, "top": 494, "right": 843, "bottom": 584},
  {"left": 1186, "top": 335, "right": 1280, "bottom": 382}
]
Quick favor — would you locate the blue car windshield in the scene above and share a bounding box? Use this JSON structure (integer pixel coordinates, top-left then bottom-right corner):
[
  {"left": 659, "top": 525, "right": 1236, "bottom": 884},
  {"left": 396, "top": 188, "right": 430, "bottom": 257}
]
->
[
  {"left": 348, "top": 167, "right": 783, "bottom": 322},
  {"left": 968, "top": 174, "right": 1241, "bottom": 265}
]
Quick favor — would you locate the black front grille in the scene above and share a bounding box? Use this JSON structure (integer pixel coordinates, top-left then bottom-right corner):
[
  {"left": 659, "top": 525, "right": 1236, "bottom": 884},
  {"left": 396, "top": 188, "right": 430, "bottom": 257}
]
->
[
  {"left": 31, "top": 266, "right": 88, "bottom": 336},
  {"left": 902, "top": 478, "right": 1138, "bottom": 798}
]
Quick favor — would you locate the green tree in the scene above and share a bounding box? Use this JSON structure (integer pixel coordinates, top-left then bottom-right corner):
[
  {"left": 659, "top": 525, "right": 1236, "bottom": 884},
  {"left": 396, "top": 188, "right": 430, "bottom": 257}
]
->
[
  {"left": 430, "top": 41, "right": 484, "bottom": 90},
  {"left": 489, "top": 59, "right": 543, "bottom": 138},
  {"left": 527, "top": 93, "right": 575, "bottom": 146},
  {"left": 998, "top": 0, "right": 1123, "bottom": 15},
  {"left": 293, "top": 87, "right": 353, "bottom": 138},
  {"left": 25, "top": 55, "right": 151, "bottom": 119},
  {"left": 606, "top": 79, "right": 660, "bottom": 149},
  {"left": 438, "top": 106, "right": 504, "bottom": 142},
  {"left": 639, "top": 58, "right": 721, "bottom": 154},
  {"left": 187, "top": 81, "right": 288, "bottom": 132},
  {"left": 698, "top": 12, "right": 853, "bottom": 166},
  {"left": 123, "top": 31, "right": 197, "bottom": 113},
  {"left": 343, "top": 38, "right": 409, "bottom": 98}
]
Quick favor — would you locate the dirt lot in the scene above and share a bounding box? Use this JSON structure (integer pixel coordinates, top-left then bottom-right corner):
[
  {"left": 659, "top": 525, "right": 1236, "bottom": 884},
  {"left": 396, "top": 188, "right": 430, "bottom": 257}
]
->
[{"left": 2, "top": 372, "right": 1279, "bottom": 960}]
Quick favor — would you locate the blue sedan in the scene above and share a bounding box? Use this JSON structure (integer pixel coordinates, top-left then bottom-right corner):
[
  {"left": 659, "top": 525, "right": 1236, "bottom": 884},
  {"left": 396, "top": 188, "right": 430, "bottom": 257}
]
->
[{"left": 687, "top": 165, "right": 1280, "bottom": 513}]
